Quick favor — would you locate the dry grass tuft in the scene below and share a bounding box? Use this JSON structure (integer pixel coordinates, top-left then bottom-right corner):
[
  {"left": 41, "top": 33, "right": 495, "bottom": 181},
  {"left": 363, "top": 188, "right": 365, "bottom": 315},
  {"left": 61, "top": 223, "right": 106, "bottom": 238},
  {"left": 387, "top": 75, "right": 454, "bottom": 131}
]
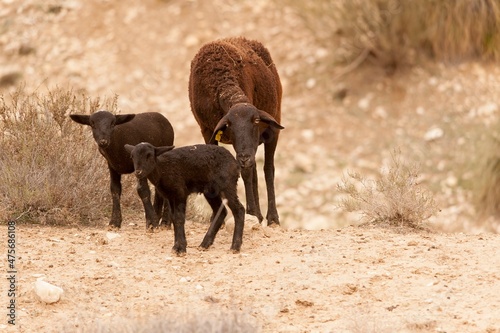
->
[
  {"left": 286, "top": 0, "right": 500, "bottom": 70},
  {"left": 472, "top": 125, "right": 500, "bottom": 230},
  {"left": 0, "top": 85, "right": 120, "bottom": 225},
  {"left": 337, "top": 149, "right": 438, "bottom": 229}
]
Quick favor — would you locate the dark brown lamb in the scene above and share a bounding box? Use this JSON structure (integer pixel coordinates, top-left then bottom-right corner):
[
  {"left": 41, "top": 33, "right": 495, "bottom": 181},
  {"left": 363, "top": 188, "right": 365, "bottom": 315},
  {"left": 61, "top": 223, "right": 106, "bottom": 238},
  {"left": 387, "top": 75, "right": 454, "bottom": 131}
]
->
[
  {"left": 124, "top": 143, "right": 245, "bottom": 255},
  {"left": 70, "top": 111, "right": 174, "bottom": 230},
  {"left": 188, "top": 36, "right": 284, "bottom": 226}
]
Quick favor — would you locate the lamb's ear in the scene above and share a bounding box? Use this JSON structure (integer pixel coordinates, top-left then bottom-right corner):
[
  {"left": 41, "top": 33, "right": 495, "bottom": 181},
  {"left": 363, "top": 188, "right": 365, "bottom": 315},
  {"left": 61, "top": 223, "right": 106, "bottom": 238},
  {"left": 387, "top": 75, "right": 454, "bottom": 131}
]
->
[
  {"left": 155, "top": 145, "right": 175, "bottom": 157},
  {"left": 69, "top": 114, "right": 91, "bottom": 125},
  {"left": 124, "top": 144, "right": 135, "bottom": 154},
  {"left": 257, "top": 110, "right": 284, "bottom": 130},
  {"left": 209, "top": 117, "right": 229, "bottom": 144},
  {"left": 115, "top": 114, "right": 136, "bottom": 125}
]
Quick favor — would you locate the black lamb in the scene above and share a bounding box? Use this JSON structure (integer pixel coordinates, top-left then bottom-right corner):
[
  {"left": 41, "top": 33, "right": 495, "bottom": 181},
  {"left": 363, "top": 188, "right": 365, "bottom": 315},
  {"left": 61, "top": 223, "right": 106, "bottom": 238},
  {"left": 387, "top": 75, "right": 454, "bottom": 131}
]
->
[
  {"left": 188, "top": 36, "right": 284, "bottom": 226},
  {"left": 124, "top": 142, "right": 245, "bottom": 255},
  {"left": 70, "top": 110, "right": 174, "bottom": 230}
]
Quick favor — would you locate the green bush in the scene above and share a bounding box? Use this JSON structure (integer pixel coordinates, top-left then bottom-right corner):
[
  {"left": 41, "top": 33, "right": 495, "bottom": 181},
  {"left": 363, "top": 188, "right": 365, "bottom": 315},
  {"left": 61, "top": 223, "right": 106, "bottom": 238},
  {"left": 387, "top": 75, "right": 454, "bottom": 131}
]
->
[
  {"left": 337, "top": 150, "right": 438, "bottom": 229},
  {"left": 0, "top": 86, "right": 120, "bottom": 225}
]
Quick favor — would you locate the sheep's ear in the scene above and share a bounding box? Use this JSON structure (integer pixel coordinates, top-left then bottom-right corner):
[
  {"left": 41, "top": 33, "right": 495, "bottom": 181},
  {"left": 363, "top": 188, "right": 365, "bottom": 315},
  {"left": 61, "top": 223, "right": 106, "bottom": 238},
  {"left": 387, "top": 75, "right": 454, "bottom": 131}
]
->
[
  {"left": 69, "top": 114, "right": 91, "bottom": 125},
  {"left": 155, "top": 145, "right": 175, "bottom": 157},
  {"left": 258, "top": 110, "right": 284, "bottom": 130},
  {"left": 209, "top": 118, "right": 228, "bottom": 144},
  {"left": 115, "top": 114, "right": 136, "bottom": 125},
  {"left": 124, "top": 144, "right": 135, "bottom": 154}
]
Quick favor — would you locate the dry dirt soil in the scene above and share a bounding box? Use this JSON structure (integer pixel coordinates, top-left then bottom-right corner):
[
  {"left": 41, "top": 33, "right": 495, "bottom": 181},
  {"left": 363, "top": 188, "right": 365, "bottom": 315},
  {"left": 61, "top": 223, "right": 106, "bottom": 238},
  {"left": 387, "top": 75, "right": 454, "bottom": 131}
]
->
[{"left": 1, "top": 0, "right": 500, "bottom": 332}]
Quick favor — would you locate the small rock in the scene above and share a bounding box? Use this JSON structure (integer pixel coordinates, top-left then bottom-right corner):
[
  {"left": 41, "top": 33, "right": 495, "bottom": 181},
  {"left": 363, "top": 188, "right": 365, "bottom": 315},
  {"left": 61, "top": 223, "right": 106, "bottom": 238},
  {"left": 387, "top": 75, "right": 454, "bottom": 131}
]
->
[
  {"left": 358, "top": 94, "right": 373, "bottom": 110},
  {"left": 374, "top": 106, "right": 387, "bottom": 118},
  {"left": 185, "top": 35, "right": 199, "bottom": 47},
  {"left": 477, "top": 102, "right": 498, "bottom": 117},
  {"left": 424, "top": 127, "right": 444, "bottom": 142},
  {"left": 306, "top": 78, "right": 316, "bottom": 89},
  {"left": 34, "top": 279, "right": 63, "bottom": 304},
  {"left": 106, "top": 232, "right": 121, "bottom": 241}
]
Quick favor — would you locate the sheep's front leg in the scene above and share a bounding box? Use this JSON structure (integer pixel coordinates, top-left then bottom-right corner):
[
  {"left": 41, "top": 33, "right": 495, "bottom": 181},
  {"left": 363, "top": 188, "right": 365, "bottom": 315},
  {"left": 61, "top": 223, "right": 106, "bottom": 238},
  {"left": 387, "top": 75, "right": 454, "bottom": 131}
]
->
[
  {"left": 136, "top": 178, "right": 159, "bottom": 231},
  {"left": 241, "top": 166, "right": 263, "bottom": 222},
  {"left": 264, "top": 138, "right": 280, "bottom": 225},
  {"left": 109, "top": 168, "right": 123, "bottom": 229},
  {"left": 171, "top": 202, "right": 188, "bottom": 256}
]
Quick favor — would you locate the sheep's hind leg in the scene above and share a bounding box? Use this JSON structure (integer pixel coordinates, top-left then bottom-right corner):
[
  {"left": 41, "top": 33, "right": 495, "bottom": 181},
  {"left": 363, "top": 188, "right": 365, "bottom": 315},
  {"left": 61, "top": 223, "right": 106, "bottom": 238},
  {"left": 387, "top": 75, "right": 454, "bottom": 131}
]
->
[
  {"left": 153, "top": 188, "right": 172, "bottom": 229},
  {"left": 199, "top": 194, "right": 227, "bottom": 249},
  {"left": 171, "top": 202, "right": 188, "bottom": 256},
  {"left": 226, "top": 193, "right": 245, "bottom": 253}
]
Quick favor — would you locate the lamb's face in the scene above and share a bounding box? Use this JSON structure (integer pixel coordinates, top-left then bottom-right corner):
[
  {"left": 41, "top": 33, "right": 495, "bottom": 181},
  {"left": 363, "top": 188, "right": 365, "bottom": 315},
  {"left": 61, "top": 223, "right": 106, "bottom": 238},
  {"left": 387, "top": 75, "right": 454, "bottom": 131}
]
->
[
  {"left": 126, "top": 143, "right": 157, "bottom": 179},
  {"left": 88, "top": 111, "right": 117, "bottom": 148}
]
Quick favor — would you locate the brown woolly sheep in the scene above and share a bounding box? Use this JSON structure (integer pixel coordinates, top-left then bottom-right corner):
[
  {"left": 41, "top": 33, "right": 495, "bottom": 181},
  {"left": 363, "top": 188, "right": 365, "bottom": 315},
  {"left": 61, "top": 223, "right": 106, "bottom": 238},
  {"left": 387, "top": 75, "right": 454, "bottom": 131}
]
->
[
  {"left": 124, "top": 143, "right": 245, "bottom": 255},
  {"left": 188, "top": 36, "right": 284, "bottom": 226},
  {"left": 70, "top": 111, "right": 174, "bottom": 230}
]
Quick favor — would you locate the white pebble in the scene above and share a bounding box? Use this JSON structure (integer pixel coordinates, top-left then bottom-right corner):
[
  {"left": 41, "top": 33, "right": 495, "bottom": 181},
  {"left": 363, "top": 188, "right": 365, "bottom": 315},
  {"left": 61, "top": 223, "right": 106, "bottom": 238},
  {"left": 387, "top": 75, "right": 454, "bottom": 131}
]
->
[
  {"left": 424, "top": 127, "right": 444, "bottom": 141},
  {"left": 106, "top": 232, "right": 120, "bottom": 240},
  {"left": 34, "top": 279, "right": 63, "bottom": 304}
]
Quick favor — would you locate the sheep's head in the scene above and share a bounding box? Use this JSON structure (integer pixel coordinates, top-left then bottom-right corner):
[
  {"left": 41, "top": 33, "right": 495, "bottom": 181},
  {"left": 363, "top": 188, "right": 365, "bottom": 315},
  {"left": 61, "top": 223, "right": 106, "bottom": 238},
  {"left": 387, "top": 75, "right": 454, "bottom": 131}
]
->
[
  {"left": 209, "top": 103, "right": 284, "bottom": 168},
  {"left": 70, "top": 111, "right": 135, "bottom": 148},
  {"left": 125, "top": 143, "right": 174, "bottom": 179}
]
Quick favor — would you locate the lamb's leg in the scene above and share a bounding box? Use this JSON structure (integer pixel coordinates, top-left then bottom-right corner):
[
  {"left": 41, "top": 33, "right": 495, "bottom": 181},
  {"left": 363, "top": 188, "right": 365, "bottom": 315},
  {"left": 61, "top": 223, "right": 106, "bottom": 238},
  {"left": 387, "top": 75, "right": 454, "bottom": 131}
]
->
[
  {"left": 136, "top": 178, "right": 159, "bottom": 231},
  {"left": 159, "top": 196, "right": 173, "bottom": 229},
  {"left": 109, "top": 168, "right": 122, "bottom": 229},
  {"left": 200, "top": 195, "right": 227, "bottom": 249},
  {"left": 225, "top": 192, "right": 245, "bottom": 253},
  {"left": 241, "top": 166, "right": 263, "bottom": 222},
  {"left": 171, "top": 201, "right": 188, "bottom": 256},
  {"left": 264, "top": 137, "right": 280, "bottom": 226}
]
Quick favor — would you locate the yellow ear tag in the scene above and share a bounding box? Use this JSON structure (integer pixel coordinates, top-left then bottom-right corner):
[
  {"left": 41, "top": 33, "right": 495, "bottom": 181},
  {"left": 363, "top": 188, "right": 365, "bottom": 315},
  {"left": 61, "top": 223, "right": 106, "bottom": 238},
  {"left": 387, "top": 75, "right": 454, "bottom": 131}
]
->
[{"left": 215, "top": 130, "right": 223, "bottom": 142}]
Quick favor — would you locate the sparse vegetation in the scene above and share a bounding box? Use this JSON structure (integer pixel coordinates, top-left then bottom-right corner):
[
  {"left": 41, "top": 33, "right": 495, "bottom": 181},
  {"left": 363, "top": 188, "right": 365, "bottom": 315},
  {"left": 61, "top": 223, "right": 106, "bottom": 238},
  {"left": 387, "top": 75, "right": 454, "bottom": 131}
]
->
[
  {"left": 337, "top": 150, "right": 438, "bottom": 229},
  {"left": 472, "top": 125, "right": 500, "bottom": 228},
  {"left": 287, "top": 0, "right": 500, "bottom": 70},
  {"left": 0, "top": 86, "right": 125, "bottom": 225}
]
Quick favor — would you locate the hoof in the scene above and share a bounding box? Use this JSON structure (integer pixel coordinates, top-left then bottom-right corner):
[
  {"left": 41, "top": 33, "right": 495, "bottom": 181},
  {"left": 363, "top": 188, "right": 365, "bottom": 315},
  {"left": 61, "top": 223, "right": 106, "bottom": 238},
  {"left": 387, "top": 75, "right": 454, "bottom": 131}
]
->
[
  {"left": 146, "top": 225, "right": 160, "bottom": 233},
  {"left": 107, "top": 224, "right": 120, "bottom": 231},
  {"left": 172, "top": 246, "right": 187, "bottom": 257},
  {"left": 267, "top": 221, "right": 280, "bottom": 228}
]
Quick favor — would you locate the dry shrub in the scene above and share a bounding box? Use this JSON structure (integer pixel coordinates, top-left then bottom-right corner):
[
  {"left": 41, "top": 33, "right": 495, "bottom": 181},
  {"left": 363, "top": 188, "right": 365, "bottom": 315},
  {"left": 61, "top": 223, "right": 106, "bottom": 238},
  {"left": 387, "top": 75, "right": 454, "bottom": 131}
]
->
[
  {"left": 472, "top": 126, "right": 500, "bottom": 229},
  {"left": 0, "top": 85, "right": 119, "bottom": 225},
  {"left": 337, "top": 150, "right": 437, "bottom": 229},
  {"left": 286, "top": 0, "right": 500, "bottom": 70}
]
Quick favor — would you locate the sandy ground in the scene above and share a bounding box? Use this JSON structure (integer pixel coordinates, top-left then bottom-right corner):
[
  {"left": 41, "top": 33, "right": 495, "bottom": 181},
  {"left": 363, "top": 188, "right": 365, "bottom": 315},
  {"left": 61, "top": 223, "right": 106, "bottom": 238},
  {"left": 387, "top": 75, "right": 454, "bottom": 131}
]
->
[
  {"left": 1, "top": 221, "right": 499, "bottom": 332},
  {"left": 2, "top": 0, "right": 500, "bottom": 332}
]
